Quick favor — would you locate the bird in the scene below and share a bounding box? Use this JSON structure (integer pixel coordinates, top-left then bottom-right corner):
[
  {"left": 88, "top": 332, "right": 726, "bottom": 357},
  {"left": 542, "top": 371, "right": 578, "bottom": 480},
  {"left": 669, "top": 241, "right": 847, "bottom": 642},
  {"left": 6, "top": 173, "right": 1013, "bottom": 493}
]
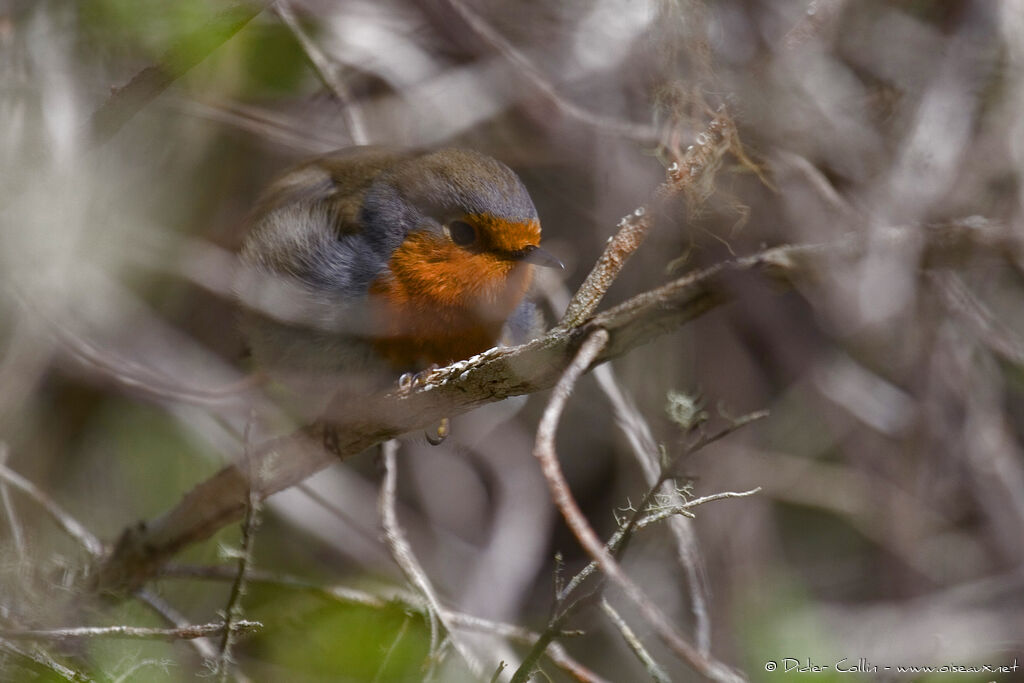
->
[{"left": 235, "top": 146, "right": 562, "bottom": 419}]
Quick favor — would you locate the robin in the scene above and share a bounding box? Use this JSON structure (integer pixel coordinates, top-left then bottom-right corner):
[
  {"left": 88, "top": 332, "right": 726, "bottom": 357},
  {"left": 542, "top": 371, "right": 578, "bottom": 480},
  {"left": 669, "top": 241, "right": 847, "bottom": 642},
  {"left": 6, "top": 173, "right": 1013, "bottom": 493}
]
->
[{"left": 236, "top": 146, "right": 562, "bottom": 417}]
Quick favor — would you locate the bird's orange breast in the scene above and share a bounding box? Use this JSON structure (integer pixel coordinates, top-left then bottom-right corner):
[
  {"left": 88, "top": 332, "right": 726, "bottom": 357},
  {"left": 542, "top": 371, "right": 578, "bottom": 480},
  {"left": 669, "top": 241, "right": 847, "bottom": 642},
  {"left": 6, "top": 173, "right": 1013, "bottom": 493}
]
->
[{"left": 368, "top": 230, "right": 534, "bottom": 369}]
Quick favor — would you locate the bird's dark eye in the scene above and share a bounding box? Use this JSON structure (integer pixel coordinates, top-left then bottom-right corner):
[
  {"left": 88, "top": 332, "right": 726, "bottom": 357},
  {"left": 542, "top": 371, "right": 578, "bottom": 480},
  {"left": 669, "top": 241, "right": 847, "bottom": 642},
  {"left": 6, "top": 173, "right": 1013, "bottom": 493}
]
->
[{"left": 447, "top": 220, "right": 477, "bottom": 247}]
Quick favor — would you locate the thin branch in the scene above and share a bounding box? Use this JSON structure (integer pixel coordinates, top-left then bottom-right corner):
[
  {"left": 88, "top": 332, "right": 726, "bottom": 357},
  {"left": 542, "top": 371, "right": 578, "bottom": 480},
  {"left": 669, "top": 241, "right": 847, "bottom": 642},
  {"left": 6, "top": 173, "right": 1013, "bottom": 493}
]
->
[
  {"left": 274, "top": 0, "right": 368, "bottom": 145},
  {"left": 559, "top": 108, "right": 738, "bottom": 329},
  {"left": 157, "top": 563, "right": 609, "bottom": 682},
  {"left": 0, "top": 443, "right": 27, "bottom": 560},
  {"left": 934, "top": 272, "right": 1024, "bottom": 367},
  {"left": 87, "top": 2, "right": 269, "bottom": 144},
  {"left": 378, "top": 441, "right": 483, "bottom": 677},
  {"left": 594, "top": 364, "right": 713, "bottom": 654},
  {"left": 111, "top": 659, "right": 174, "bottom": 683},
  {"left": 431, "top": 0, "right": 660, "bottom": 144},
  {"left": 134, "top": 589, "right": 221, "bottom": 664},
  {"left": 0, "top": 638, "right": 91, "bottom": 682},
  {"left": 0, "top": 464, "right": 103, "bottom": 556},
  {"left": 216, "top": 417, "right": 261, "bottom": 682},
  {"left": 0, "top": 622, "right": 261, "bottom": 642},
  {"left": 529, "top": 329, "right": 743, "bottom": 682},
  {"left": 635, "top": 488, "right": 763, "bottom": 529},
  {"left": 372, "top": 614, "right": 411, "bottom": 683},
  {"left": 600, "top": 600, "right": 671, "bottom": 683}
]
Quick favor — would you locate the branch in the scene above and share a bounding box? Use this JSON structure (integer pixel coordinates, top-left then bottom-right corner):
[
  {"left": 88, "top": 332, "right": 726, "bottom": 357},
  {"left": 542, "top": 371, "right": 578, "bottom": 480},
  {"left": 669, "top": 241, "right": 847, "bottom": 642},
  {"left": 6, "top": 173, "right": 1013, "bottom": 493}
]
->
[
  {"left": 0, "top": 638, "right": 90, "bottom": 683},
  {"left": 0, "top": 463, "right": 103, "bottom": 557},
  {"left": 87, "top": 2, "right": 269, "bottom": 144},
  {"left": 0, "top": 443, "right": 27, "bottom": 560},
  {"left": 274, "top": 0, "right": 368, "bottom": 145},
  {"left": 90, "top": 217, "right": 1020, "bottom": 596},
  {"left": 559, "top": 107, "right": 739, "bottom": 328},
  {"left": 0, "top": 622, "right": 261, "bottom": 642},
  {"left": 215, "top": 418, "right": 261, "bottom": 682},
  {"left": 600, "top": 600, "right": 671, "bottom": 683},
  {"left": 527, "top": 329, "right": 743, "bottom": 682},
  {"left": 158, "top": 563, "right": 609, "bottom": 682},
  {"left": 427, "top": 0, "right": 660, "bottom": 144},
  {"left": 378, "top": 441, "right": 483, "bottom": 676}
]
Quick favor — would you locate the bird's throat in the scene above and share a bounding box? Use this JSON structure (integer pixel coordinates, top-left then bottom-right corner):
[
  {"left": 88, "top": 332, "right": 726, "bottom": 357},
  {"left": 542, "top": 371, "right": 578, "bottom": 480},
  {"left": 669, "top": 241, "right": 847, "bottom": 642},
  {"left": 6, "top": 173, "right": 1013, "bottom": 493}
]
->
[{"left": 368, "top": 233, "right": 534, "bottom": 369}]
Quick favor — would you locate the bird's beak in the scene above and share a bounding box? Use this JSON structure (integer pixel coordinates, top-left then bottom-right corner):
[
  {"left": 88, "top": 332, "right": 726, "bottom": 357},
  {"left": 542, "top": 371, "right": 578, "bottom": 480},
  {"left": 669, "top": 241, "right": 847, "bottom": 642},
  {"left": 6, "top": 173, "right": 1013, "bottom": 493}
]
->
[{"left": 518, "top": 244, "right": 565, "bottom": 270}]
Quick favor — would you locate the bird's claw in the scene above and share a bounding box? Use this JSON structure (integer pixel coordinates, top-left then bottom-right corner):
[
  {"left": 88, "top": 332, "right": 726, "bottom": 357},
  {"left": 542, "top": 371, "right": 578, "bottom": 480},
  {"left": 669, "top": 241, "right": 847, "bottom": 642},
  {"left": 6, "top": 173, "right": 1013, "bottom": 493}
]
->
[{"left": 425, "top": 417, "right": 450, "bottom": 445}]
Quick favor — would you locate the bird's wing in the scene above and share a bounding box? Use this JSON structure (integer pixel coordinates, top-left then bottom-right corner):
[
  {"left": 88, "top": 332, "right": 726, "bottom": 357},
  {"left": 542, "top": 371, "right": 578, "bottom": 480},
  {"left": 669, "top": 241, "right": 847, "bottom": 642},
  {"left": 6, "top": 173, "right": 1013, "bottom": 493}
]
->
[{"left": 253, "top": 147, "right": 412, "bottom": 237}]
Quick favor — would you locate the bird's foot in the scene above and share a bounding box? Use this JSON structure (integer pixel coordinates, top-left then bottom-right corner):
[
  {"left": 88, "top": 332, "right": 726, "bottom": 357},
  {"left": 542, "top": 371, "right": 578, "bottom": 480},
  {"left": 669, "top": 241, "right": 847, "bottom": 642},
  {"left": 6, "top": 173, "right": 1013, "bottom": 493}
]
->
[{"left": 426, "top": 417, "right": 450, "bottom": 446}]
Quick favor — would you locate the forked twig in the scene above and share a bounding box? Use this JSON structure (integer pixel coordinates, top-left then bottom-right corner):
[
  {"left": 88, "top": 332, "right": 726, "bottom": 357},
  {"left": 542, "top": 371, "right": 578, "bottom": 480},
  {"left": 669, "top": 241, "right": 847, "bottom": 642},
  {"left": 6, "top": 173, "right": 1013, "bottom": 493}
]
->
[
  {"left": 529, "top": 329, "right": 744, "bottom": 682},
  {"left": 0, "top": 464, "right": 103, "bottom": 557}
]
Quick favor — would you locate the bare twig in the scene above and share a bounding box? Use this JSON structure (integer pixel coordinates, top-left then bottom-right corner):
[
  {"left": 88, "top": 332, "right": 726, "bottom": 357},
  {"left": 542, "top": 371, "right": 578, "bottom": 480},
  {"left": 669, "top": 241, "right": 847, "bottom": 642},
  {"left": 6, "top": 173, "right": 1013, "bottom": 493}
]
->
[
  {"left": 594, "top": 364, "right": 713, "bottom": 654},
  {"left": 600, "top": 600, "right": 671, "bottom": 683},
  {"left": 635, "top": 488, "right": 763, "bottom": 529},
  {"left": 111, "top": 659, "right": 174, "bottom": 683},
  {"left": 87, "top": 2, "right": 269, "bottom": 144},
  {"left": 216, "top": 417, "right": 261, "bottom": 682},
  {"left": 274, "top": 0, "right": 368, "bottom": 145},
  {"left": 432, "top": 0, "right": 659, "bottom": 144},
  {"left": 529, "top": 329, "right": 743, "bottom": 681},
  {"left": 0, "top": 622, "right": 261, "bottom": 642},
  {"left": 0, "top": 443, "right": 27, "bottom": 559},
  {"left": 934, "top": 272, "right": 1024, "bottom": 367},
  {"left": 133, "top": 589, "right": 220, "bottom": 664},
  {"left": 0, "top": 638, "right": 91, "bottom": 682},
  {"left": 559, "top": 108, "right": 739, "bottom": 329},
  {"left": 0, "top": 464, "right": 103, "bottom": 556},
  {"left": 378, "top": 441, "right": 482, "bottom": 677},
  {"left": 157, "top": 563, "right": 609, "bottom": 681}
]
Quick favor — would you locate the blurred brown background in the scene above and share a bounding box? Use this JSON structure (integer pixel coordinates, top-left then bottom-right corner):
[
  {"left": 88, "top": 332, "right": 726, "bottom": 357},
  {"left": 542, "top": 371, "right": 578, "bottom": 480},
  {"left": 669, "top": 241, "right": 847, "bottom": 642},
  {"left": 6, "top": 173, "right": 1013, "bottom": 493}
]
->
[{"left": 2, "top": 0, "right": 1024, "bottom": 680}]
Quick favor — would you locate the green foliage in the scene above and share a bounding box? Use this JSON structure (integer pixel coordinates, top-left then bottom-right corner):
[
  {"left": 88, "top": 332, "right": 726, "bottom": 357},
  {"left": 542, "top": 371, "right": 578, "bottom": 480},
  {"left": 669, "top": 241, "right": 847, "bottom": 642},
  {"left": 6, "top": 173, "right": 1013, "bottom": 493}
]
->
[{"left": 247, "top": 592, "right": 432, "bottom": 682}]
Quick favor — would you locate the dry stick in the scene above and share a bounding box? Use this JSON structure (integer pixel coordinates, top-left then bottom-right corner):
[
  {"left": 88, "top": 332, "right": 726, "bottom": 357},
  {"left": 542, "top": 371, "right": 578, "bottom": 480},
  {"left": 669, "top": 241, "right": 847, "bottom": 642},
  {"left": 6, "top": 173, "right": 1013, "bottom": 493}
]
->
[
  {"left": 594, "top": 365, "right": 713, "bottom": 654},
  {"left": 934, "top": 272, "right": 1024, "bottom": 367},
  {"left": 635, "top": 489, "right": 762, "bottom": 529},
  {"left": 216, "top": 418, "right": 261, "bottom": 682},
  {"left": 434, "top": 0, "right": 659, "bottom": 144},
  {"left": 530, "top": 329, "right": 744, "bottom": 682},
  {"left": 0, "top": 464, "right": 103, "bottom": 557},
  {"left": 87, "top": 2, "right": 269, "bottom": 144},
  {"left": 134, "top": 589, "right": 220, "bottom": 664},
  {"left": 0, "top": 444, "right": 27, "bottom": 559},
  {"left": 0, "top": 638, "right": 91, "bottom": 683},
  {"left": 378, "top": 441, "right": 483, "bottom": 677},
  {"left": 274, "top": 0, "right": 368, "bottom": 145},
  {"left": 599, "top": 599, "right": 671, "bottom": 683},
  {"left": 0, "top": 622, "right": 261, "bottom": 642},
  {"left": 559, "top": 107, "right": 738, "bottom": 329}
]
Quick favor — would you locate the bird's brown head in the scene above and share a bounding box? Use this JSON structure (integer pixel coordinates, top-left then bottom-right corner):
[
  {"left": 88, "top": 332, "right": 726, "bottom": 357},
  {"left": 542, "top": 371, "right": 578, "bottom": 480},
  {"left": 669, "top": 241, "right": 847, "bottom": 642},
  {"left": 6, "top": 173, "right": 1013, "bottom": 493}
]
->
[{"left": 363, "top": 148, "right": 561, "bottom": 368}]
